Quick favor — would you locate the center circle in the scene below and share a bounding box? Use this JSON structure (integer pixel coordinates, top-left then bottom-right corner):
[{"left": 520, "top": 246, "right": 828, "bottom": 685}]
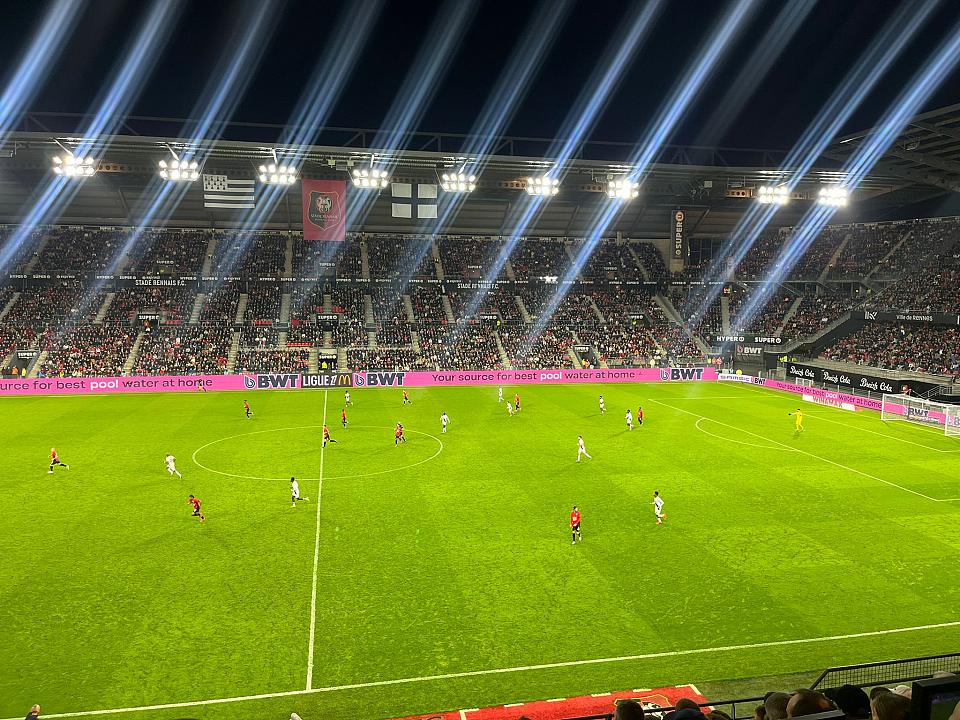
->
[{"left": 191, "top": 424, "right": 444, "bottom": 482}]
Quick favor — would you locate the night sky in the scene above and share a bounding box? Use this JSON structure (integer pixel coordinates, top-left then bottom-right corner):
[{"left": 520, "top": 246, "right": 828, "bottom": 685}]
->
[{"left": 2, "top": 0, "right": 959, "bottom": 151}]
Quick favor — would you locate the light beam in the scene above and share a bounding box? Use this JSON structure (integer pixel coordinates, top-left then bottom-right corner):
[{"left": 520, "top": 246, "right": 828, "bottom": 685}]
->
[
  {"left": 685, "top": 0, "right": 939, "bottom": 332},
  {"left": 523, "top": 0, "right": 758, "bottom": 356},
  {"left": 732, "top": 13, "right": 960, "bottom": 334}
]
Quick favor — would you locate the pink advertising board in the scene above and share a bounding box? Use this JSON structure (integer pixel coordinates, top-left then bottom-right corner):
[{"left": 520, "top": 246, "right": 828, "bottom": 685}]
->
[
  {"left": 373, "top": 366, "right": 716, "bottom": 387},
  {"left": 717, "top": 373, "right": 888, "bottom": 411},
  {"left": 759, "top": 378, "right": 884, "bottom": 411},
  {"left": 0, "top": 367, "right": 717, "bottom": 397},
  {"left": 0, "top": 374, "right": 257, "bottom": 396},
  {"left": 761, "top": 378, "right": 958, "bottom": 427}
]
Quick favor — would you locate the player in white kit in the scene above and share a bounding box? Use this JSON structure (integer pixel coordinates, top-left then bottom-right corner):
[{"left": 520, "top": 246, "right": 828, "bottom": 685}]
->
[
  {"left": 498, "top": 386, "right": 503, "bottom": 403},
  {"left": 652, "top": 491, "right": 667, "bottom": 525},
  {"left": 165, "top": 453, "right": 182, "bottom": 478},
  {"left": 344, "top": 391, "right": 352, "bottom": 406},
  {"left": 291, "top": 477, "right": 309, "bottom": 508},
  {"left": 440, "top": 412, "right": 450, "bottom": 433},
  {"left": 506, "top": 401, "right": 514, "bottom": 416},
  {"left": 577, "top": 435, "right": 593, "bottom": 462},
  {"left": 625, "top": 409, "right": 633, "bottom": 431},
  {"left": 599, "top": 395, "right": 606, "bottom": 414}
]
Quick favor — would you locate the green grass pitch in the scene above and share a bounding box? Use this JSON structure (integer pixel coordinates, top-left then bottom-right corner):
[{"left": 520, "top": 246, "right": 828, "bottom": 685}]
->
[{"left": 2, "top": 381, "right": 960, "bottom": 720}]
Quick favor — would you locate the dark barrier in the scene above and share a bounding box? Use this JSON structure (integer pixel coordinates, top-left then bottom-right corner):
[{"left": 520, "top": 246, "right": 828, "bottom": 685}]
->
[{"left": 784, "top": 362, "right": 943, "bottom": 396}]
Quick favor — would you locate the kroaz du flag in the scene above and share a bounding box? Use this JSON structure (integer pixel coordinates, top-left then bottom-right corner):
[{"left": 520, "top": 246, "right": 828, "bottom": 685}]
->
[{"left": 302, "top": 179, "right": 346, "bottom": 240}]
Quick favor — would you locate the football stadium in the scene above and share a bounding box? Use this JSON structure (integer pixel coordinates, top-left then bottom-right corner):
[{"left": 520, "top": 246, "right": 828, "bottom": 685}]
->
[{"left": 2, "top": 2, "right": 960, "bottom": 720}]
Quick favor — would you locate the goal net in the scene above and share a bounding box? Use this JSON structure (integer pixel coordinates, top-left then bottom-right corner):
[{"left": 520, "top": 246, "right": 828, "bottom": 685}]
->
[
  {"left": 881, "top": 394, "right": 960, "bottom": 437},
  {"left": 948, "top": 405, "right": 960, "bottom": 438}
]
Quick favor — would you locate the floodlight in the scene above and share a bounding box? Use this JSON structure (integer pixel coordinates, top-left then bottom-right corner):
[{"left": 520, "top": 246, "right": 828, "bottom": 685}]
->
[
  {"left": 441, "top": 172, "right": 476, "bottom": 193},
  {"left": 607, "top": 179, "right": 639, "bottom": 200},
  {"left": 756, "top": 185, "right": 789, "bottom": 205},
  {"left": 158, "top": 157, "right": 200, "bottom": 182},
  {"left": 351, "top": 166, "right": 389, "bottom": 189},
  {"left": 258, "top": 164, "right": 297, "bottom": 185},
  {"left": 525, "top": 175, "right": 559, "bottom": 196},
  {"left": 817, "top": 186, "right": 848, "bottom": 207},
  {"left": 52, "top": 152, "right": 96, "bottom": 177}
]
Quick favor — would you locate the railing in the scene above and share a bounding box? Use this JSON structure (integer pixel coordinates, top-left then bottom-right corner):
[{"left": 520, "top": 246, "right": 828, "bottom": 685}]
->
[
  {"left": 798, "top": 356, "right": 954, "bottom": 386},
  {"left": 561, "top": 652, "right": 960, "bottom": 720},
  {"left": 810, "top": 653, "right": 960, "bottom": 689},
  {"left": 775, "top": 376, "right": 955, "bottom": 405}
]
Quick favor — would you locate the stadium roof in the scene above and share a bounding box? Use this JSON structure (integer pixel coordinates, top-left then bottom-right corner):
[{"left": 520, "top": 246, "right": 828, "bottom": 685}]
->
[
  {"left": 1, "top": 108, "right": 957, "bottom": 238},
  {"left": 824, "top": 102, "right": 960, "bottom": 198}
]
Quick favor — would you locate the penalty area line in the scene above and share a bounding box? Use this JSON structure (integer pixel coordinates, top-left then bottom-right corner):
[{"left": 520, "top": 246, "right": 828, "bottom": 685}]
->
[
  {"left": 650, "top": 399, "right": 943, "bottom": 502},
  {"left": 305, "top": 389, "right": 328, "bottom": 690},
  {"left": 11, "top": 620, "right": 960, "bottom": 719}
]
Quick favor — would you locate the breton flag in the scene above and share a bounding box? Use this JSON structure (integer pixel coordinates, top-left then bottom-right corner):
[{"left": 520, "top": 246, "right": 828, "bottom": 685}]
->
[
  {"left": 202, "top": 174, "right": 256, "bottom": 209},
  {"left": 391, "top": 183, "right": 437, "bottom": 219}
]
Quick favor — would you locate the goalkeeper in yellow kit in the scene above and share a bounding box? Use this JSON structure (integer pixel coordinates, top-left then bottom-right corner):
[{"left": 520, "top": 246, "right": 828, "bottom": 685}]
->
[{"left": 788, "top": 408, "right": 805, "bottom": 434}]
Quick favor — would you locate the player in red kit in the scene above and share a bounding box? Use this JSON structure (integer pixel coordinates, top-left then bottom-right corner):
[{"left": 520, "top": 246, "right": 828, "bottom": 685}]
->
[
  {"left": 322, "top": 424, "right": 338, "bottom": 448},
  {"left": 570, "top": 505, "right": 581, "bottom": 544},
  {"left": 188, "top": 494, "right": 205, "bottom": 523},
  {"left": 394, "top": 423, "right": 406, "bottom": 446},
  {"left": 48, "top": 447, "right": 70, "bottom": 474},
  {"left": 341, "top": 408, "right": 348, "bottom": 428},
  {"left": 514, "top": 393, "right": 521, "bottom": 413},
  {"left": 243, "top": 400, "right": 252, "bottom": 419},
  {"left": 637, "top": 405, "right": 644, "bottom": 426}
]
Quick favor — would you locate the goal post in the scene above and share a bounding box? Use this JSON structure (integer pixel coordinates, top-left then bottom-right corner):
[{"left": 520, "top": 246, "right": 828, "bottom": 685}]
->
[
  {"left": 882, "top": 393, "right": 960, "bottom": 437},
  {"left": 947, "top": 405, "right": 960, "bottom": 438}
]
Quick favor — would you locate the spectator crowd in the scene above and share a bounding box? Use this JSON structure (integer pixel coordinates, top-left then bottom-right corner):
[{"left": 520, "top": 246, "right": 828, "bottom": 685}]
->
[{"left": 0, "top": 218, "right": 957, "bottom": 378}]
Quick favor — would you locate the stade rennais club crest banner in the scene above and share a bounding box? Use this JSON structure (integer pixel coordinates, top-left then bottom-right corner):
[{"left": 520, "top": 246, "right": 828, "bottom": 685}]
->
[{"left": 302, "top": 179, "right": 346, "bottom": 241}]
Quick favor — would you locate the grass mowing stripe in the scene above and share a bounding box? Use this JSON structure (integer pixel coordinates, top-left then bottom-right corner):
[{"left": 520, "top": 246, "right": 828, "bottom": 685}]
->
[
  {"left": 649, "top": 398, "right": 943, "bottom": 502},
  {"left": 305, "top": 390, "right": 328, "bottom": 690},
  {"left": 11, "top": 620, "right": 960, "bottom": 720},
  {"left": 5, "top": 383, "right": 959, "bottom": 719}
]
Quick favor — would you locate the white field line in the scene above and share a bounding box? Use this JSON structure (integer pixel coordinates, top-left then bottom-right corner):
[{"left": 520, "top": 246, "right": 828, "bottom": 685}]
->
[
  {"left": 694, "top": 417, "right": 798, "bottom": 453},
  {"left": 802, "top": 410, "right": 960, "bottom": 453},
  {"left": 191, "top": 425, "right": 325, "bottom": 481},
  {"left": 189, "top": 424, "right": 443, "bottom": 482},
  {"left": 9, "top": 620, "right": 960, "bottom": 720},
  {"left": 305, "top": 390, "right": 328, "bottom": 690},
  {"left": 731, "top": 382, "right": 960, "bottom": 447},
  {"left": 652, "top": 396, "right": 747, "bottom": 400},
  {"left": 650, "top": 398, "right": 945, "bottom": 502}
]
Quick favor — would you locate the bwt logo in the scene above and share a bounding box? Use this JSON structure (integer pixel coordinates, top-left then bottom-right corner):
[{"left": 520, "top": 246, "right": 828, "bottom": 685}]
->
[
  {"left": 353, "top": 371, "right": 406, "bottom": 387},
  {"left": 668, "top": 368, "right": 705, "bottom": 381},
  {"left": 244, "top": 373, "right": 300, "bottom": 389}
]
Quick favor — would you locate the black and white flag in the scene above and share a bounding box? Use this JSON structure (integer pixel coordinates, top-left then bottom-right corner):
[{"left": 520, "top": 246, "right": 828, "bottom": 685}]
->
[
  {"left": 203, "top": 174, "right": 256, "bottom": 209},
  {"left": 391, "top": 183, "right": 437, "bottom": 219}
]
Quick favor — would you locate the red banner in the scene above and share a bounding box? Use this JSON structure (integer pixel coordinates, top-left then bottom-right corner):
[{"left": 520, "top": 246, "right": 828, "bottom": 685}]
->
[
  {"left": 302, "top": 179, "right": 346, "bottom": 241},
  {"left": 389, "top": 684, "right": 711, "bottom": 720}
]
